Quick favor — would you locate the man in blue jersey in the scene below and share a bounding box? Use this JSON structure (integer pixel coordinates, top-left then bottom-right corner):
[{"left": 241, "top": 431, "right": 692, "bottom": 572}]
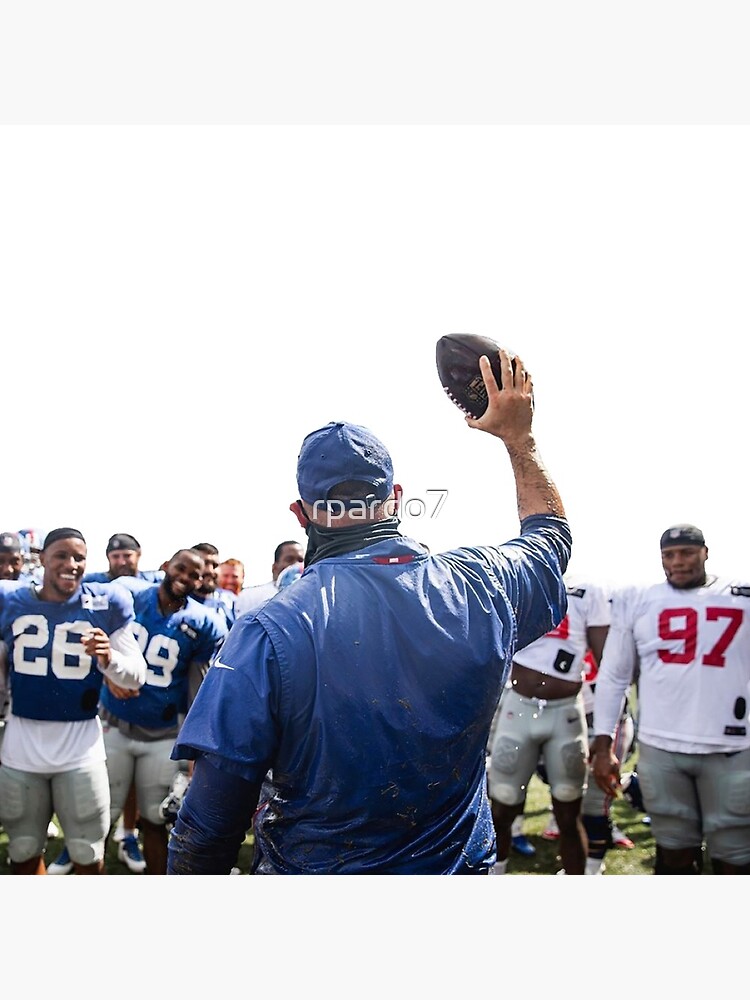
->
[
  {"left": 99, "top": 548, "right": 227, "bottom": 874},
  {"left": 83, "top": 532, "right": 164, "bottom": 585},
  {"left": 190, "top": 542, "right": 237, "bottom": 629},
  {"left": 0, "top": 531, "right": 67, "bottom": 843},
  {"left": 0, "top": 527, "right": 146, "bottom": 874},
  {"left": 0, "top": 533, "right": 26, "bottom": 754},
  {"left": 0, "top": 531, "right": 25, "bottom": 584},
  {"left": 60, "top": 531, "right": 163, "bottom": 872},
  {"left": 167, "top": 348, "right": 572, "bottom": 875}
]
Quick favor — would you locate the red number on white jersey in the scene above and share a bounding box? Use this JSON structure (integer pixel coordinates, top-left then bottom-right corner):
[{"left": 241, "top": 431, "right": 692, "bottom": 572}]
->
[
  {"left": 547, "top": 615, "right": 570, "bottom": 640},
  {"left": 657, "top": 606, "right": 743, "bottom": 668}
]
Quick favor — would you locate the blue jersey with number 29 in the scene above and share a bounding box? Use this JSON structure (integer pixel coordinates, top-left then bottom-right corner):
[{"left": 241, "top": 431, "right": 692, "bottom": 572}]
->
[{"left": 100, "top": 584, "right": 227, "bottom": 730}]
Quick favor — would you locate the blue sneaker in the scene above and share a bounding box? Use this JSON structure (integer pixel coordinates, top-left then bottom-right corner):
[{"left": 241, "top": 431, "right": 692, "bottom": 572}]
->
[
  {"left": 47, "top": 845, "right": 74, "bottom": 875},
  {"left": 117, "top": 833, "right": 146, "bottom": 873},
  {"left": 511, "top": 834, "right": 536, "bottom": 857}
]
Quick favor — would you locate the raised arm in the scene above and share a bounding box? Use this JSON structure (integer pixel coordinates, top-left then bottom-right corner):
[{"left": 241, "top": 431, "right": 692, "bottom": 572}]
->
[{"left": 466, "top": 349, "right": 565, "bottom": 522}]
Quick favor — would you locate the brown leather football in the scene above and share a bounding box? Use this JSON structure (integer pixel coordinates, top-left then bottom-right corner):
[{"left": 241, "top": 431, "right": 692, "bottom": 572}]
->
[{"left": 436, "top": 333, "right": 502, "bottom": 419}]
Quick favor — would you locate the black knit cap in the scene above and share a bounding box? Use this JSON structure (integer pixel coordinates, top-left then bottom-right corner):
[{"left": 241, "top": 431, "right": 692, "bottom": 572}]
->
[
  {"left": 42, "top": 527, "right": 86, "bottom": 550},
  {"left": 106, "top": 532, "right": 141, "bottom": 554},
  {"left": 660, "top": 524, "right": 706, "bottom": 549}
]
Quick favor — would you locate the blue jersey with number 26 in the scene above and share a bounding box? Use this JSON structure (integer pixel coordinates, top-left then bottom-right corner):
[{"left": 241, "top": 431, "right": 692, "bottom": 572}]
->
[{"left": 0, "top": 580, "right": 136, "bottom": 722}]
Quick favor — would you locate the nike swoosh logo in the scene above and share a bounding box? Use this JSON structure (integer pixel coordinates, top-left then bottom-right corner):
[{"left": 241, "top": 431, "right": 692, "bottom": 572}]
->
[{"left": 212, "top": 658, "right": 235, "bottom": 671}]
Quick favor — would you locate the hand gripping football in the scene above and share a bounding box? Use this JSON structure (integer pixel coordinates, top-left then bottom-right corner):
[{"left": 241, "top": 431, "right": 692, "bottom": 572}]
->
[{"left": 435, "top": 333, "right": 503, "bottom": 419}]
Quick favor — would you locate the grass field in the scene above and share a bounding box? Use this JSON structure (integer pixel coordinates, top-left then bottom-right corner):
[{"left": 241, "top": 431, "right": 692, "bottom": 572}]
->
[
  {"left": 1, "top": 772, "right": 657, "bottom": 876},
  {"left": 504, "top": 771, "right": 656, "bottom": 875},
  {"left": 0, "top": 823, "right": 257, "bottom": 875},
  {"left": 0, "top": 762, "right": 713, "bottom": 875}
]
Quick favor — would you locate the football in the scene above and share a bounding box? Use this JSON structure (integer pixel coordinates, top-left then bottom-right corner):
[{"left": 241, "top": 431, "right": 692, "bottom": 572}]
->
[{"left": 435, "top": 333, "right": 503, "bottom": 419}]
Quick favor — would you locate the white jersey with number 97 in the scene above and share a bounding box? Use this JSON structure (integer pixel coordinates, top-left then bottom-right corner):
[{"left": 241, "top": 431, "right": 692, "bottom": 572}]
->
[{"left": 595, "top": 576, "right": 750, "bottom": 753}]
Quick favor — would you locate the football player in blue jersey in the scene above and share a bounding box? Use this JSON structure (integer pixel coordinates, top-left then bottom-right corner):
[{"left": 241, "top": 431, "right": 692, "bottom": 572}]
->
[
  {"left": 83, "top": 532, "right": 164, "bottom": 585},
  {"left": 98, "top": 548, "right": 228, "bottom": 874},
  {"left": 0, "top": 527, "right": 146, "bottom": 875},
  {"left": 189, "top": 541, "right": 237, "bottom": 629},
  {"left": 0, "top": 531, "right": 25, "bottom": 583},
  {"left": 77, "top": 531, "right": 163, "bottom": 870},
  {"left": 0, "top": 533, "right": 47, "bottom": 761},
  {"left": 167, "top": 348, "right": 573, "bottom": 875},
  {"left": 16, "top": 528, "right": 45, "bottom": 585},
  {"left": 1, "top": 532, "right": 52, "bottom": 764}
]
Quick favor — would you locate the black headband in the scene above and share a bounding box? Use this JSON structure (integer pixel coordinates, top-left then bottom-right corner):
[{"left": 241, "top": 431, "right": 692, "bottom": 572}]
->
[{"left": 42, "top": 527, "right": 86, "bottom": 550}]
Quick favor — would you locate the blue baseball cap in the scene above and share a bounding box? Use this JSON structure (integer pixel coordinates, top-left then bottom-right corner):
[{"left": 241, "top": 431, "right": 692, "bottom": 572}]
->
[{"left": 296, "top": 422, "right": 394, "bottom": 506}]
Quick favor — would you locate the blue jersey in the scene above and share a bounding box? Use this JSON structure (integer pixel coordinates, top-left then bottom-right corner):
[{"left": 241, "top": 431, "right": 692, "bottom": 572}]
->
[
  {"left": 100, "top": 585, "right": 227, "bottom": 730},
  {"left": 107, "top": 576, "right": 154, "bottom": 597},
  {"left": 173, "top": 516, "right": 571, "bottom": 874},
  {"left": 0, "top": 580, "right": 136, "bottom": 722},
  {"left": 191, "top": 587, "right": 237, "bottom": 629}
]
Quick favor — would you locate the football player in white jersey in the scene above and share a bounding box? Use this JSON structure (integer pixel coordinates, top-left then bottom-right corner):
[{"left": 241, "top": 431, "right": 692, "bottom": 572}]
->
[
  {"left": 487, "top": 578, "right": 610, "bottom": 874},
  {"left": 593, "top": 524, "right": 750, "bottom": 875},
  {"left": 580, "top": 649, "right": 636, "bottom": 872},
  {"left": 510, "top": 647, "right": 638, "bottom": 873},
  {"left": 234, "top": 540, "right": 305, "bottom": 617}
]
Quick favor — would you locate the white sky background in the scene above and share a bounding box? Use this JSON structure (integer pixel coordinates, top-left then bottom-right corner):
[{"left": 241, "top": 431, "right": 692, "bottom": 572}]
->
[{"left": 2, "top": 125, "right": 749, "bottom": 590}]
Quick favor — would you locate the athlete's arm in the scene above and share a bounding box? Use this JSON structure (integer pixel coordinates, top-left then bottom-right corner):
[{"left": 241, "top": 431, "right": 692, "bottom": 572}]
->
[
  {"left": 167, "top": 755, "right": 261, "bottom": 875},
  {"left": 586, "top": 624, "right": 609, "bottom": 667},
  {"left": 591, "top": 609, "right": 637, "bottom": 795},
  {"left": 593, "top": 630, "right": 637, "bottom": 735},
  {"left": 466, "top": 349, "right": 565, "bottom": 521},
  {"left": 93, "top": 623, "right": 147, "bottom": 690}
]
